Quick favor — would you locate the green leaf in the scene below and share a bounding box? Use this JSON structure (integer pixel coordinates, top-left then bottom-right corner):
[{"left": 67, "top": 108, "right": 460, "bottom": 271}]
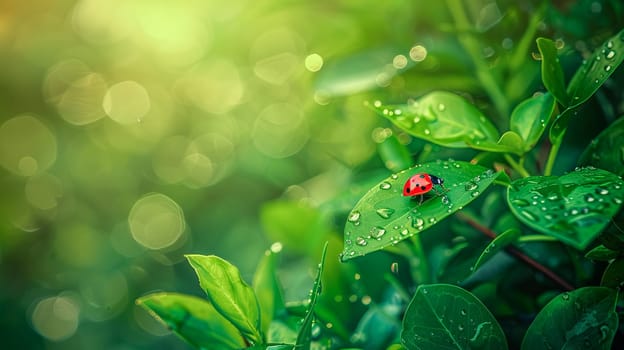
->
[
  {"left": 377, "top": 134, "right": 414, "bottom": 173},
  {"left": 521, "top": 287, "right": 619, "bottom": 350},
  {"left": 136, "top": 293, "right": 245, "bottom": 350},
  {"left": 471, "top": 228, "right": 521, "bottom": 272},
  {"left": 585, "top": 245, "right": 620, "bottom": 262},
  {"left": 507, "top": 167, "right": 624, "bottom": 250},
  {"left": 600, "top": 258, "right": 624, "bottom": 289},
  {"left": 370, "top": 92, "right": 502, "bottom": 151},
  {"left": 341, "top": 160, "right": 509, "bottom": 261},
  {"left": 186, "top": 255, "right": 262, "bottom": 344},
  {"left": 510, "top": 93, "right": 556, "bottom": 151},
  {"left": 253, "top": 250, "right": 285, "bottom": 337},
  {"left": 578, "top": 116, "right": 624, "bottom": 176},
  {"left": 295, "top": 242, "right": 328, "bottom": 350},
  {"left": 536, "top": 38, "right": 569, "bottom": 105},
  {"left": 401, "top": 284, "right": 508, "bottom": 350},
  {"left": 567, "top": 28, "right": 624, "bottom": 108}
]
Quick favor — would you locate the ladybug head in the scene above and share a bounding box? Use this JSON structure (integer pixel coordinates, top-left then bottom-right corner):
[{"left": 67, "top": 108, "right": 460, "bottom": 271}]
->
[{"left": 429, "top": 175, "right": 444, "bottom": 186}]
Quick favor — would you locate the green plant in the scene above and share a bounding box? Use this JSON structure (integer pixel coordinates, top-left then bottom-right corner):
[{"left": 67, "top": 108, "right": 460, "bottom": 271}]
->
[{"left": 137, "top": 7, "right": 624, "bottom": 350}]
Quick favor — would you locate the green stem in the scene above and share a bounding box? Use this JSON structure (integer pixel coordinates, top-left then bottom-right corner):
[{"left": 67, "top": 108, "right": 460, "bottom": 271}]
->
[
  {"left": 446, "top": 0, "right": 510, "bottom": 118},
  {"left": 544, "top": 135, "right": 563, "bottom": 176},
  {"left": 504, "top": 154, "right": 531, "bottom": 177},
  {"left": 508, "top": 1, "right": 547, "bottom": 71},
  {"left": 408, "top": 235, "right": 431, "bottom": 284}
]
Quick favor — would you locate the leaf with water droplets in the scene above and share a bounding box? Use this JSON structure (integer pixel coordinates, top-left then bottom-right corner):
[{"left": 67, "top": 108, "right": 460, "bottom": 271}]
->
[
  {"left": 471, "top": 228, "right": 521, "bottom": 273},
  {"left": 536, "top": 38, "right": 569, "bottom": 106},
  {"left": 507, "top": 167, "right": 624, "bottom": 250},
  {"left": 341, "top": 160, "right": 509, "bottom": 261},
  {"left": 402, "top": 284, "right": 508, "bottom": 350},
  {"left": 186, "top": 255, "right": 263, "bottom": 344},
  {"left": 295, "top": 242, "right": 328, "bottom": 350},
  {"left": 136, "top": 293, "right": 246, "bottom": 350},
  {"left": 510, "top": 92, "right": 556, "bottom": 152},
  {"left": 578, "top": 116, "right": 624, "bottom": 176},
  {"left": 521, "top": 287, "right": 618, "bottom": 350},
  {"left": 370, "top": 92, "right": 507, "bottom": 152}
]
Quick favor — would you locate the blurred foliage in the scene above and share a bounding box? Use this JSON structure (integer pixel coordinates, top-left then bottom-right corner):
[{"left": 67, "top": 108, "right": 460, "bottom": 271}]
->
[{"left": 0, "top": 0, "right": 623, "bottom": 349}]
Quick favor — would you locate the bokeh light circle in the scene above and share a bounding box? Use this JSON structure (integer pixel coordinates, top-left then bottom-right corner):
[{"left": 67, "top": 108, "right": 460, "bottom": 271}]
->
[
  {"left": 128, "top": 193, "right": 186, "bottom": 250},
  {"left": 103, "top": 81, "right": 151, "bottom": 125},
  {"left": 252, "top": 103, "right": 309, "bottom": 158},
  {"left": 0, "top": 115, "right": 57, "bottom": 176},
  {"left": 31, "top": 296, "right": 80, "bottom": 341},
  {"left": 25, "top": 173, "right": 63, "bottom": 210},
  {"left": 305, "top": 53, "right": 324, "bottom": 72}
]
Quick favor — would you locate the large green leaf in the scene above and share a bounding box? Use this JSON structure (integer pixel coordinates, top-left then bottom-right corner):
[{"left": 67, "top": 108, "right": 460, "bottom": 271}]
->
[
  {"left": 186, "top": 255, "right": 262, "bottom": 344},
  {"left": 341, "top": 160, "right": 509, "bottom": 261},
  {"left": 509, "top": 93, "right": 556, "bottom": 152},
  {"left": 521, "top": 287, "right": 618, "bottom": 350},
  {"left": 370, "top": 92, "right": 505, "bottom": 152},
  {"left": 507, "top": 167, "right": 624, "bottom": 250},
  {"left": 401, "top": 284, "right": 508, "bottom": 350},
  {"left": 295, "top": 242, "right": 328, "bottom": 350},
  {"left": 536, "top": 38, "right": 569, "bottom": 106},
  {"left": 253, "top": 250, "right": 285, "bottom": 337},
  {"left": 136, "top": 293, "right": 245, "bottom": 350},
  {"left": 578, "top": 116, "right": 624, "bottom": 176}
]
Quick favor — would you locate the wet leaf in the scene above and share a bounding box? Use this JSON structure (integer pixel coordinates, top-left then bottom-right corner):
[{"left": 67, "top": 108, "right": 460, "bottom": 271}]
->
[
  {"left": 377, "top": 134, "right": 414, "bottom": 173},
  {"left": 341, "top": 160, "right": 509, "bottom": 261},
  {"left": 471, "top": 228, "right": 521, "bottom": 272},
  {"left": 600, "top": 258, "right": 624, "bottom": 289},
  {"left": 578, "top": 116, "right": 624, "bottom": 176},
  {"left": 401, "top": 284, "right": 508, "bottom": 350},
  {"left": 136, "top": 293, "right": 245, "bottom": 350},
  {"left": 536, "top": 38, "right": 569, "bottom": 106},
  {"left": 295, "top": 242, "right": 328, "bottom": 350},
  {"left": 521, "top": 287, "right": 618, "bottom": 350},
  {"left": 507, "top": 167, "right": 624, "bottom": 250},
  {"left": 585, "top": 245, "right": 620, "bottom": 262},
  {"left": 186, "top": 255, "right": 262, "bottom": 344},
  {"left": 509, "top": 93, "right": 556, "bottom": 152},
  {"left": 253, "top": 250, "right": 285, "bottom": 336},
  {"left": 370, "top": 92, "right": 506, "bottom": 152}
]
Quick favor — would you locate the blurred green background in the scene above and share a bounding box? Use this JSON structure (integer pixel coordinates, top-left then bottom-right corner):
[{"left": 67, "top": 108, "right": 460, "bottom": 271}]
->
[{"left": 0, "top": 0, "right": 621, "bottom": 349}]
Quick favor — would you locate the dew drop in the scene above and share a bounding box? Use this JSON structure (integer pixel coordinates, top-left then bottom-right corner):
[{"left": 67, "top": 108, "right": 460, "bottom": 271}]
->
[
  {"left": 376, "top": 208, "right": 395, "bottom": 219},
  {"left": 460, "top": 309, "right": 467, "bottom": 316},
  {"left": 606, "top": 50, "right": 616, "bottom": 60},
  {"left": 585, "top": 194, "right": 596, "bottom": 203},
  {"left": 614, "top": 198, "right": 622, "bottom": 205},
  {"left": 391, "top": 262, "right": 399, "bottom": 274},
  {"left": 441, "top": 196, "right": 450, "bottom": 205},
  {"left": 348, "top": 211, "right": 361, "bottom": 222},
  {"left": 400, "top": 228, "right": 409, "bottom": 236},
  {"left": 521, "top": 210, "right": 537, "bottom": 221},
  {"left": 412, "top": 216, "right": 425, "bottom": 229},
  {"left": 413, "top": 116, "right": 421, "bottom": 123},
  {"left": 355, "top": 236, "right": 367, "bottom": 246},
  {"left": 428, "top": 217, "right": 436, "bottom": 224},
  {"left": 595, "top": 187, "right": 609, "bottom": 195},
  {"left": 604, "top": 65, "right": 612, "bottom": 72},
  {"left": 570, "top": 208, "right": 579, "bottom": 215},
  {"left": 547, "top": 193, "right": 559, "bottom": 201},
  {"left": 424, "top": 129, "right": 431, "bottom": 135},
  {"left": 511, "top": 198, "right": 530, "bottom": 207},
  {"left": 607, "top": 40, "right": 614, "bottom": 49},
  {"left": 373, "top": 100, "right": 382, "bottom": 107},
  {"left": 464, "top": 181, "right": 478, "bottom": 191},
  {"left": 370, "top": 226, "right": 386, "bottom": 239},
  {"left": 391, "top": 174, "right": 398, "bottom": 179},
  {"left": 471, "top": 191, "right": 480, "bottom": 197},
  {"left": 379, "top": 182, "right": 392, "bottom": 190},
  {"left": 562, "top": 292, "right": 570, "bottom": 300},
  {"left": 437, "top": 103, "right": 446, "bottom": 111}
]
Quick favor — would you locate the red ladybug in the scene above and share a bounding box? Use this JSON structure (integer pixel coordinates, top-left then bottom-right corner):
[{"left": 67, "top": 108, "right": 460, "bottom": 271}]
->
[{"left": 403, "top": 173, "right": 446, "bottom": 204}]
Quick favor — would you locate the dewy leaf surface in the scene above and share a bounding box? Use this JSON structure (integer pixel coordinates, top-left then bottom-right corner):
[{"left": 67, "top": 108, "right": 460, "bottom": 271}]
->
[
  {"left": 186, "top": 255, "right": 262, "bottom": 344},
  {"left": 341, "top": 160, "right": 509, "bottom": 261},
  {"left": 507, "top": 167, "right": 624, "bottom": 250},
  {"left": 536, "top": 38, "right": 569, "bottom": 106},
  {"left": 521, "top": 287, "right": 618, "bottom": 350},
  {"left": 137, "top": 293, "right": 245, "bottom": 350},
  {"left": 401, "top": 284, "right": 507, "bottom": 350},
  {"left": 370, "top": 92, "right": 503, "bottom": 151},
  {"left": 509, "top": 92, "right": 556, "bottom": 152}
]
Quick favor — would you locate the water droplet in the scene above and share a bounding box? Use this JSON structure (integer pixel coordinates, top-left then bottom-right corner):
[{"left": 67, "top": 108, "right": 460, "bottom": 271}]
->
[
  {"left": 424, "top": 129, "right": 431, "bottom": 135},
  {"left": 379, "top": 182, "right": 392, "bottom": 190},
  {"left": 607, "top": 40, "right": 614, "bottom": 49},
  {"left": 391, "top": 262, "right": 399, "bottom": 274},
  {"left": 614, "top": 198, "right": 622, "bottom": 205},
  {"left": 585, "top": 194, "right": 596, "bottom": 203},
  {"left": 596, "top": 187, "right": 609, "bottom": 195},
  {"left": 421, "top": 288, "right": 428, "bottom": 294},
  {"left": 348, "top": 211, "right": 361, "bottom": 222},
  {"left": 376, "top": 208, "right": 395, "bottom": 219},
  {"left": 428, "top": 217, "right": 436, "bottom": 224},
  {"left": 370, "top": 226, "right": 386, "bottom": 239},
  {"left": 547, "top": 193, "right": 559, "bottom": 201},
  {"left": 604, "top": 65, "right": 612, "bottom": 72},
  {"left": 471, "top": 191, "right": 480, "bottom": 197},
  {"left": 441, "top": 196, "right": 450, "bottom": 205},
  {"left": 411, "top": 217, "right": 424, "bottom": 228},
  {"left": 521, "top": 210, "right": 537, "bottom": 221},
  {"left": 511, "top": 199, "right": 530, "bottom": 207},
  {"left": 437, "top": 103, "right": 446, "bottom": 111},
  {"left": 400, "top": 228, "right": 409, "bottom": 236},
  {"left": 391, "top": 174, "right": 398, "bottom": 179},
  {"left": 562, "top": 292, "right": 570, "bottom": 300},
  {"left": 355, "top": 236, "right": 367, "bottom": 246},
  {"left": 464, "top": 181, "right": 478, "bottom": 191},
  {"left": 570, "top": 208, "right": 579, "bottom": 215},
  {"left": 606, "top": 50, "right": 616, "bottom": 60},
  {"left": 413, "top": 116, "right": 421, "bottom": 123},
  {"left": 373, "top": 100, "right": 382, "bottom": 107},
  {"left": 394, "top": 109, "right": 402, "bottom": 115},
  {"left": 460, "top": 309, "right": 467, "bottom": 316}
]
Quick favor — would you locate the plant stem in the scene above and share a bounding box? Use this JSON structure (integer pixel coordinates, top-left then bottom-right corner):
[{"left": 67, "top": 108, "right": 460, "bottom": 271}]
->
[
  {"left": 445, "top": 0, "right": 510, "bottom": 119},
  {"left": 508, "top": 2, "right": 547, "bottom": 71},
  {"left": 456, "top": 212, "right": 574, "bottom": 291},
  {"left": 408, "top": 235, "right": 431, "bottom": 284},
  {"left": 544, "top": 134, "right": 563, "bottom": 176},
  {"left": 504, "top": 154, "right": 531, "bottom": 177}
]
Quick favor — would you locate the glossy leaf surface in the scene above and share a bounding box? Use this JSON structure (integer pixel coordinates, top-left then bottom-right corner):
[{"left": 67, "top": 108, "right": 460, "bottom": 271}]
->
[
  {"left": 536, "top": 38, "right": 568, "bottom": 105},
  {"left": 509, "top": 93, "right": 556, "bottom": 152}
]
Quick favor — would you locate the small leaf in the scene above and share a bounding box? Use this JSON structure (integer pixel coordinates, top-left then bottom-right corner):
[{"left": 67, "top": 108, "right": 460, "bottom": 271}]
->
[
  {"left": 341, "top": 160, "right": 509, "bottom": 261},
  {"left": 401, "top": 284, "right": 508, "bottom": 350},
  {"left": 136, "top": 293, "right": 245, "bottom": 350},
  {"left": 567, "top": 28, "right": 624, "bottom": 108},
  {"left": 578, "top": 116, "right": 624, "bottom": 176},
  {"left": 507, "top": 167, "right": 624, "bottom": 250},
  {"left": 521, "top": 287, "right": 618, "bottom": 350},
  {"left": 536, "top": 38, "right": 569, "bottom": 105},
  {"left": 585, "top": 245, "right": 620, "bottom": 261},
  {"left": 495, "top": 131, "right": 524, "bottom": 154},
  {"left": 377, "top": 134, "right": 414, "bottom": 172},
  {"left": 295, "top": 242, "right": 328, "bottom": 350},
  {"left": 471, "top": 228, "right": 521, "bottom": 272},
  {"left": 370, "top": 92, "right": 502, "bottom": 151},
  {"left": 510, "top": 93, "right": 556, "bottom": 151},
  {"left": 186, "top": 255, "right": 262, "bottom": 344},
  {"left": 600, "top": 258, "right": 624, "bottom": 289},
  {"left": 253, "top": 249, "right": 285, "bottom": 337}
]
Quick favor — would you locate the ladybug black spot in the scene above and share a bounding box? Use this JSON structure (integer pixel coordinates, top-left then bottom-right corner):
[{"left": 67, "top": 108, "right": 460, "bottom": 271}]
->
[{"left": 420, "top": 185, "right": 427, "bottom": 191}]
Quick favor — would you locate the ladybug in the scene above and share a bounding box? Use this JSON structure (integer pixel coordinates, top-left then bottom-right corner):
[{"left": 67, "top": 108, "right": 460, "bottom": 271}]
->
[{"left": 403, "top": 173, "right": 446, "bottom": 204}]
